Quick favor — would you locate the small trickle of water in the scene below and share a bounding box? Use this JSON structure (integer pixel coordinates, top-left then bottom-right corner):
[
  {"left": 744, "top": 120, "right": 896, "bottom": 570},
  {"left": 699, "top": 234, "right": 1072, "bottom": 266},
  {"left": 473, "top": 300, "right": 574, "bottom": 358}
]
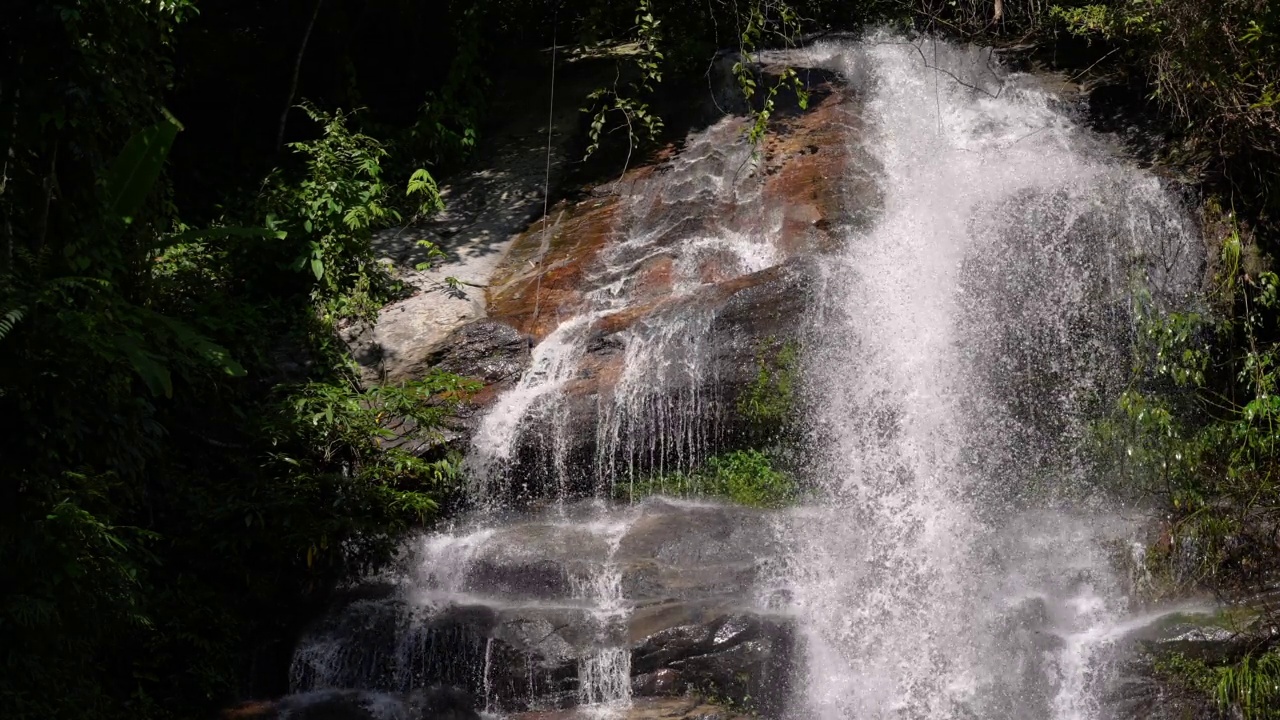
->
[
  {"left": 572, "top": 513, "right": 634, "bottom": 716},
  {"left": 468, "top": 314, "right": 595, "bottom": 502}
]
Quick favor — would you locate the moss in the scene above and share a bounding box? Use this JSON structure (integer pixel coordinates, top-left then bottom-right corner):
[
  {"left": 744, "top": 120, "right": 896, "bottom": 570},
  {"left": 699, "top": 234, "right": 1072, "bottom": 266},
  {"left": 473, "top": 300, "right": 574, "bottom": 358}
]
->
[
  {"left": 1153, "top": 652, "right": 1218, "bottom": 696},
  {"left": 737, "top": 337, "right": 800, "bottom": 427}
]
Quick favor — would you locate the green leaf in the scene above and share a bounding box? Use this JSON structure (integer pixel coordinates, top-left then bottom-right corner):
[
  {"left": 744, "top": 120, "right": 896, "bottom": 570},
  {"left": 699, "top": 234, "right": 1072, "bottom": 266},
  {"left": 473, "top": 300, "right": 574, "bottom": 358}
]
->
[
  {"left": 311, "top": 256, "right": 325, "bottom": 281},
  {"left": 152, "top": 225, "right": 283, "bottom": 253},
  {"left": 103, "top": 111, "right": 184, "bottom": 225},
  {"left": 0, "top": 306, "right": 26, "bottom": 341},
  {"left": 118, "top": 337, "right": 174, "bottom": 399},
  {"left": 147, "top": 311, "right": 248, "bottom": 378}
]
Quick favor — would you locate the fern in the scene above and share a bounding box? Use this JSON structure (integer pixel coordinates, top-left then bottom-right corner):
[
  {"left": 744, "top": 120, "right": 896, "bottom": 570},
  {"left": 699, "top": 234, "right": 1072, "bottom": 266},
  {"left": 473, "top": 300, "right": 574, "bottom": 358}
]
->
[{"left": 0, "top": 306, "right": 26, "bottom": 341}]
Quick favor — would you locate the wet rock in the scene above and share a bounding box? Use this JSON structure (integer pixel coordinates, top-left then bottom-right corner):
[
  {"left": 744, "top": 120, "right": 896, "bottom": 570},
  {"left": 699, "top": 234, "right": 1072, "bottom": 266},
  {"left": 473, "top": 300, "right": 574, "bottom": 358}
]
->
[
  {"left": 630, "top": 668, "right": 683, "bottom": 696},
  {"left": 631, "top": 613, "right": 795, "bottom": 716},
  {"left": 367, "top": 319, "right": 532, "bottom": 459},
  {"left": 276, "top": 690, "right": 390, "bottom": 720},
  {"left": 495, "top": 257, "right": 822, "bottom": 502},
  {"left": 223, "top": 700, "right": 282, "bottom": 720},
  {"left": 423, "top": 319, "right": 531, "bottom": 387},
  {"left": 486, "top": 81, "right": 870, "bottom": 346},
  {"left": 1106, "top": 664, "right": 1219, "bottom": 720},
  {"left": 1102, "top": 612, "right": 1257, "bottom": 720},
  {"left": 228, "top": 688, "right": 481, "bottom": 720},
  {"left": 617, "top": 502, "right": 782, "bottom": 602},
  {"left": 292, "top": 502, "right": 793, "bottom": 715},
  {"left": 462, "top": 74, "right": 878, "bottom": 504},
  {"left": 405, "top": 685, "right": 483, "bottom": 720},
  {"left": 1106, "top": 647, "right": 1223, "bottom": 720},
  {"left": 507, "top": 696, "right": 753, "bottom": 720}
]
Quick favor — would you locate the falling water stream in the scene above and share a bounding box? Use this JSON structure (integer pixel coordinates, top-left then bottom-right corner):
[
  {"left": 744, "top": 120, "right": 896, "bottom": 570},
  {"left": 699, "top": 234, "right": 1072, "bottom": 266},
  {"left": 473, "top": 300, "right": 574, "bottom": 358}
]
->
[
  {"left": 466, "top": 120, "right": 780, "bottom": 505},
  {"left": 288, "top": 35, "right": 1207, "bottom": 720},
  {"left": 783, "top": 38, "right": 1199, "bottom": 720}
]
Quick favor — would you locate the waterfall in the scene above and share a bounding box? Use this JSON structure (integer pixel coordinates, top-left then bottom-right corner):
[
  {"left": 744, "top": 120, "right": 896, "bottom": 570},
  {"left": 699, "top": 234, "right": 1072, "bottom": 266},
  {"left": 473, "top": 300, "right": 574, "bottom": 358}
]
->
[
  {"left": 288, "top": 32, "right": 1208, "bottom": 720},
  {"left": 465, "top": 118, "right": 781, "bottom": 508},
  {"left": 784, "top": 38, "right": 1200, "bottom": 720}
]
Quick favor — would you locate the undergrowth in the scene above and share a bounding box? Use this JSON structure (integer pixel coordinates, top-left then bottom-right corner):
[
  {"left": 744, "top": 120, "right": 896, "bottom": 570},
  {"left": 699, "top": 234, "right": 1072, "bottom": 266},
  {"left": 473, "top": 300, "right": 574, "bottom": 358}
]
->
[
  {"left": 1097, "top": 201, "right": 1280, "bottom": 718},
  {"left": 1155, "top": 650, "right": 1280, "bottom": 719},
  {"left": 616, "top": 449, "right": 798, "bottom": 508}
]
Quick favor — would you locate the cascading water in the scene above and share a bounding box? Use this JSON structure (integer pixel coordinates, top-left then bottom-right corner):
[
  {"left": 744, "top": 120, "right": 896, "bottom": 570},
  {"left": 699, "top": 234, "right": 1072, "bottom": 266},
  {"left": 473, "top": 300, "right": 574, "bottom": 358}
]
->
[
  {"left": 287, "top": 32, "right": 1211, "bottom": 720},
  {"left": 571, "top": 516, "right": 632, "bottom": 715},
  {"left": 466, "top": 119, "right": 781, "bottom": 507},
  {"left": 782, "top": 38, "right": 1201, "bottom": 720}
]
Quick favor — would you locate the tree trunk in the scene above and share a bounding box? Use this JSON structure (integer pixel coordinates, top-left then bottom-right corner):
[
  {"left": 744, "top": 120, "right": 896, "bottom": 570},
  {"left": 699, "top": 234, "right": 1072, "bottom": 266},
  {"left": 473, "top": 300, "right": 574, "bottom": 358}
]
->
[{"left": 276, "top": 0, "right": 325, "bottom": 152}]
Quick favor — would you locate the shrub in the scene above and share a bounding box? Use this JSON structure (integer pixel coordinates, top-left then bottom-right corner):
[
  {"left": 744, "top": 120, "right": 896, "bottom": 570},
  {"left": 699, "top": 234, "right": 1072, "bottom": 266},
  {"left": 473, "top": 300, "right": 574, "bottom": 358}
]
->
[{"left": 617, "top": 449, "right": 798, "bottom": 507}]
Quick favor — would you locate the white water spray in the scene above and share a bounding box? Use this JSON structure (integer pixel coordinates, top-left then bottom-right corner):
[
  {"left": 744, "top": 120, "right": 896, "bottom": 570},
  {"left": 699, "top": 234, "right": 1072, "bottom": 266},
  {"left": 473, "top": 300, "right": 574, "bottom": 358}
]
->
[
  {"left": 783, "top": 38, "right": 1201, "bottom": 720},
  {"left": 467, "top": 119, "right": 782, "bottom": 506}
]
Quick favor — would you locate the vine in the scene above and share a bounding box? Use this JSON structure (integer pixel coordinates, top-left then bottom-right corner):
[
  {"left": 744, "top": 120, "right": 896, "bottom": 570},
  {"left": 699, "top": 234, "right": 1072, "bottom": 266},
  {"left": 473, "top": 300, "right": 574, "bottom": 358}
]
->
[
  {"left": 733, "top": 1, "right": 810, "bottom": 147},
  {"left": 583, "top": 0, "right": 666, "bottom": 164}
]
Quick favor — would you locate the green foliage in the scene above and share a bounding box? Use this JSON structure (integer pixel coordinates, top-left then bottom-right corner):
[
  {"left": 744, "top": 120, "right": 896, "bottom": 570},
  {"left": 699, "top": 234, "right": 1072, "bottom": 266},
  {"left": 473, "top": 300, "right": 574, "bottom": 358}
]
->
[
  {"left": 1153, "top": 651, "right": 1218, "bottom": 695},
  {"left": 1158, "top": 645, "right": 1280, "bottom": 719},
  {"left": 733, "top": 2, "right": 811, "bottom": 147},
  {"left": 1217, "top": 651, "right": 1280, "bottom": 719},
  {"left": 583, "top": 0, "right": 667, "bottom": 161},
  {"left": 262, "top": 103, "right": 443, "bottom": 322},
  {"left": 1097, "top": 206, "right": 1280, "bottom": 713},
  {"left": 1050, "top": 2, "right": 1168, "bottom": 39},
  {"left": 401, "top": 6, "right": 485, "bottom": 169},
  {"left": 0, "top": 9, "right": 467, "bottom": 715},
  {"left": 738, "top": 337, "right": 800, "bottom": 427},
  {"left": 269, "top": 373, "right": 478, "bottom": 498},
  {"left": 1047, "top": 0, "right": 1280, "bottom": 217},
  {"left": 103, "top": 111, "right": 185, "bottom": 230},
  {"left": 581, "top": 0, "right": 824, "bottom": 161},
  {"left": 617, "top": 449, "right": 798, "bottom": 507},
  {"left": 1050, "top": 4, "right": 1118, "bottom": 37},
  {"left": 1098, "top": 206, "right": 1280, "bottom": 626}
]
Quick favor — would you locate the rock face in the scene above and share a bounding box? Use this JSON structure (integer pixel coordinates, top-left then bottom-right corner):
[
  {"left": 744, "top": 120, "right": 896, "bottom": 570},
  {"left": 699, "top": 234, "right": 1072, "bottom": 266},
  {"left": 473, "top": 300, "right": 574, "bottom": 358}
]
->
[
  {"left": 350, "top": 63, "right": 881, "bottom": 488},
  {"left": 224, "top": 687, "right": 481, "bottom": 720},
  {"left": 304, "top": 57, "right": 875, "bottom": 720},
  {"left": 289, "top": 500, "right": 797, "bottom": 717},
  {"left": 1103, "top": 614, "right": 1254, "bottom": 720},
  {"left": 346, "top": 57, "right": 877, "bottom": 396},
  {"left": 458, "top": 71, "right": 881, "bottom": 504}
]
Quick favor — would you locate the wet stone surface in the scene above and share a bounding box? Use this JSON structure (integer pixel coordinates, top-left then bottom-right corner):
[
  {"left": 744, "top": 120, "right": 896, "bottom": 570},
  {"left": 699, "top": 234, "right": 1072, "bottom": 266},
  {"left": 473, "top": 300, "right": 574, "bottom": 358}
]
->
[{"left": 288, "top": 500, "right": 795, "bottom": 716}]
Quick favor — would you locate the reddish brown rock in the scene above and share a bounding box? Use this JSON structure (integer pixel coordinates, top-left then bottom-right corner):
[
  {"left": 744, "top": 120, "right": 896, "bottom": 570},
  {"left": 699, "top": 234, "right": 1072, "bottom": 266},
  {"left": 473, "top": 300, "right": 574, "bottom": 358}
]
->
[
  {"left": 419, "top": 69, "right": 881, "bottom": 487},
  {"left": 222, "top": 701, "right": 279, "bottom": 720},
  {"left": 487, "top": 196, "right": 627, "bottom": 341},
  {"left": 485, "top": 77, "right": 875, "bottom": 345}
]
